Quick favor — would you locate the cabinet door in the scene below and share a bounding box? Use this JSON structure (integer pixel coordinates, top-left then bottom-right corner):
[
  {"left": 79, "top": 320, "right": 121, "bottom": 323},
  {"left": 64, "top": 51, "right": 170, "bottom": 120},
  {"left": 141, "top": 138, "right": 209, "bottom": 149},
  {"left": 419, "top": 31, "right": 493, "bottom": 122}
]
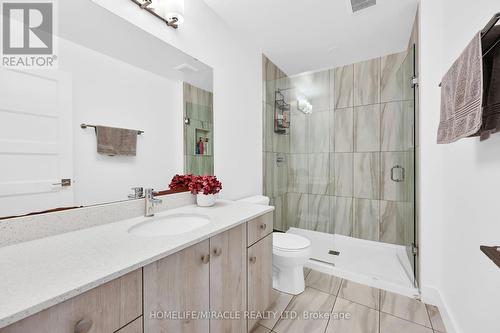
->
[
  {"left": 210, "top": 224, "right": 247, "bottom": 333},
  {"left": 247, "top": 234, "right": 273, "bottom": 332},
  {"left": 143, "top": 240, "right": 210, "bottom": 333},
  {"left": 0, "top": 269, "right": 142, "bottom": 333}
]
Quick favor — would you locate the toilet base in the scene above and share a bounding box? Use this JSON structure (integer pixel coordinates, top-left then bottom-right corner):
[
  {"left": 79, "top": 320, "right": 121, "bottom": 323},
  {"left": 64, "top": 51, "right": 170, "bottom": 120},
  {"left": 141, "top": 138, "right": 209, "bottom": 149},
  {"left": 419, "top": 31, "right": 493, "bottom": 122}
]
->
[{"left": 273, "top": 265, "right": 306, "bottom": 295}]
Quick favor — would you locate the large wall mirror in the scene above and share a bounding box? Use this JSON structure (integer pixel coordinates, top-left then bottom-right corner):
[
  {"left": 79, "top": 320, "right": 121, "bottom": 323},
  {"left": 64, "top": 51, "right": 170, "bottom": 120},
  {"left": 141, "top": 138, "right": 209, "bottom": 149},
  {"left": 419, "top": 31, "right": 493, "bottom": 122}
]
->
[{"left": 0, "top": 0, "right": 213, "bottom": 218}]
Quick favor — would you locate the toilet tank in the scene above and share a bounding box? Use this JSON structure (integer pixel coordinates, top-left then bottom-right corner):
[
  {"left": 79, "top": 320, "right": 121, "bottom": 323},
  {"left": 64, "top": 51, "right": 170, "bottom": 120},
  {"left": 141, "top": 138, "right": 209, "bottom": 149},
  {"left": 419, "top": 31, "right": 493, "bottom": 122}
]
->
[{"left": 238, "top": 195, "right": 270, "bottom": 206}]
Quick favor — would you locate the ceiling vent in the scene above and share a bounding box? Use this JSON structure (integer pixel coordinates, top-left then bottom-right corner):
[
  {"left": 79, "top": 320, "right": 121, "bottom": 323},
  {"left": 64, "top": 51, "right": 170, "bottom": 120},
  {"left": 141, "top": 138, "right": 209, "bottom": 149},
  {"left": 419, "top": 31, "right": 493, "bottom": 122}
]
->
[
  {"left": 174, "top": 63, "right": 199, "bottom": 73},
  {"left": 350, "top": 0, "right": 376, "bottom": 12}
]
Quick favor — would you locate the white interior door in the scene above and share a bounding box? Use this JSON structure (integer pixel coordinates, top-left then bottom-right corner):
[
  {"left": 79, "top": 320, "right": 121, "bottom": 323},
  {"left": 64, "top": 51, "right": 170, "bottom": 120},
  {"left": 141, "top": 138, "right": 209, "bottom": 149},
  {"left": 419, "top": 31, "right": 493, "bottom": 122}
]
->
[{"left": 0, "top": 68, "right": 73, "bottom": 218}]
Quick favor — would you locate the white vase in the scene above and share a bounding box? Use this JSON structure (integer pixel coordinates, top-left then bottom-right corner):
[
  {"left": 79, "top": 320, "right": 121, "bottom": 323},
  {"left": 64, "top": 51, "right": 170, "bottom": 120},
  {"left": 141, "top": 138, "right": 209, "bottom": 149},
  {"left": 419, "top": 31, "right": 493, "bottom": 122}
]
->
[{"left": 196, "top": 194, "right": 216, "bottom": 207}]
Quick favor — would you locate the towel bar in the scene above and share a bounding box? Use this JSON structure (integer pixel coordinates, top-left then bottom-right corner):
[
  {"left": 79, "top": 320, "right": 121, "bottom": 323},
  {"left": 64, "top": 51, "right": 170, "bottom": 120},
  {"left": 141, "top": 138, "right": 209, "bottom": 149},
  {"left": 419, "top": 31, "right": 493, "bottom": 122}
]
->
[{"left": 80, "top": 124, "right": 144, "bottom": 135}]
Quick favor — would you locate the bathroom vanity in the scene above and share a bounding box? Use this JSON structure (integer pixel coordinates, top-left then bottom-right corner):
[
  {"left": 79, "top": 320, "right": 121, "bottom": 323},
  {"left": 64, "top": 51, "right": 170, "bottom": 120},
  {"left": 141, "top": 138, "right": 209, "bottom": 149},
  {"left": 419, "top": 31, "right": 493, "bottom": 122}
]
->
[{"left": 0, "top": 202, "right": 273, "bottom": 333}]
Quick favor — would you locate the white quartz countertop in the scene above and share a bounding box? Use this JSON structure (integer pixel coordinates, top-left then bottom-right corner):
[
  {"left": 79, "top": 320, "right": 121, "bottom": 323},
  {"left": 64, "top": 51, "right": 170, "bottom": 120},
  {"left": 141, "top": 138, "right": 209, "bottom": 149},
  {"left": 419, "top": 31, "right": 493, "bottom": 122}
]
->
[{"left": 0, "top": 200, "right": 274, "bottom": 328}]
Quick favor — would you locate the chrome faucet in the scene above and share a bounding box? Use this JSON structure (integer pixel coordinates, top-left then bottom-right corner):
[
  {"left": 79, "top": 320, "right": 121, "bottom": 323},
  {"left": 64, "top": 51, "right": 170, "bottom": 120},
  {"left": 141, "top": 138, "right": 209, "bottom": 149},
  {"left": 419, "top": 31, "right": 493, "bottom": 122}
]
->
[{"left": 144, "top": 188, "right": 162, "bottom": 217}]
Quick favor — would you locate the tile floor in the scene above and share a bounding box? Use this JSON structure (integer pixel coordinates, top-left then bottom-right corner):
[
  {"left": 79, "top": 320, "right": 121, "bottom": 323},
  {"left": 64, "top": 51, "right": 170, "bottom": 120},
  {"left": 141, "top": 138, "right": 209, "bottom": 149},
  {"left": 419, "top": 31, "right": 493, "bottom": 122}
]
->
[{"left": 251, "top": 269, "right": 447, "bottom": 333}]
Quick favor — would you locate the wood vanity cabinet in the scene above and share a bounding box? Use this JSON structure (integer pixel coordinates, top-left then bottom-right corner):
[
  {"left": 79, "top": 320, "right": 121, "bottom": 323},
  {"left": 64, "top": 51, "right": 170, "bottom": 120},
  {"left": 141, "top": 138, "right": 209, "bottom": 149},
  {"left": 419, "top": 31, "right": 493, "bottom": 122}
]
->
[
  {"left": 143, "top": 240, "right": 211, "bottom": 333},
  {"left": 247, "top": 233, "right": 273, "bottom": 332},
  {"left": 143, "top": 213, "right": 273, "bottom": 333},
  {"left": 0, "top": 212, "right": 273, "bottom": 333},
  {"left": 209, "top": 223, "right": 248, "bottom": 333},
  {"left": 0, "top": 269, "right": 142, "bottom": 333}
]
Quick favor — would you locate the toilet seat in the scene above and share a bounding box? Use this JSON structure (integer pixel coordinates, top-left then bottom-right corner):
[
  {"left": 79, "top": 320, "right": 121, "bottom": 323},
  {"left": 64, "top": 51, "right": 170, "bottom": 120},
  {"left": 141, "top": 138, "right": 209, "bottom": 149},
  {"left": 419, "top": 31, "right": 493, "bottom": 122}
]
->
[{"left": 273, "top": 233, "right": 311, "bottom": 252}]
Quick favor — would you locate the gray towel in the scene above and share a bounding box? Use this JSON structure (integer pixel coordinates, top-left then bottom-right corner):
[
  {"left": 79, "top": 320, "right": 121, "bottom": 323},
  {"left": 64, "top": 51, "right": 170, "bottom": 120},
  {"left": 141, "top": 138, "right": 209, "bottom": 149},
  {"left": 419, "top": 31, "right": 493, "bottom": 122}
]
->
[
  {"left": 437, "top": 32, "right": 483, "bottom": 144},
  {"left": 96, "top": 126, "right": 137, "bottom": 156},
  {"left": 478, "top": 26, "right": 500, "bottom": 140}
]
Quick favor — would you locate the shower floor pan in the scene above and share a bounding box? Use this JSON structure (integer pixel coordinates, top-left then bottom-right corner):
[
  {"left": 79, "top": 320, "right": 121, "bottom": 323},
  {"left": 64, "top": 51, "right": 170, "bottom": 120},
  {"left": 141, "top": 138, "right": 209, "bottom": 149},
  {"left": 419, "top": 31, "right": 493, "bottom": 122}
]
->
[{"left": 288, "top": 228, "right": 419, "bottom": 298}]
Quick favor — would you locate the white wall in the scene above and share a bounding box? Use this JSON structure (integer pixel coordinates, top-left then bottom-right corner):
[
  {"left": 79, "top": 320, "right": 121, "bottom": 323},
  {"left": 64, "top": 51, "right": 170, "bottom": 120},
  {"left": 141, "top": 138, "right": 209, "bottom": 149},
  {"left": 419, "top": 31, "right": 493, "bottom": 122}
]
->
[
  {"left": 59, "top": 38, "right": 184, "bottom": 206},
  {"left": 90, "top": 0, "right": 263, "bottom": 200},
  {"left": 419, "top": 1, "right": 500, "bottom": 332}
]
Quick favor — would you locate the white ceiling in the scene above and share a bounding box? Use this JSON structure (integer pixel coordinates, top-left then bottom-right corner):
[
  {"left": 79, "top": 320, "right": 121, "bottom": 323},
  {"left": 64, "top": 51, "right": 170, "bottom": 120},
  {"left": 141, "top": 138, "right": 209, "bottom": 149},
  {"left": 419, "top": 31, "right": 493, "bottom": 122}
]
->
[{"left": 203, "top": 0, "right": 418, "bottom": 75}]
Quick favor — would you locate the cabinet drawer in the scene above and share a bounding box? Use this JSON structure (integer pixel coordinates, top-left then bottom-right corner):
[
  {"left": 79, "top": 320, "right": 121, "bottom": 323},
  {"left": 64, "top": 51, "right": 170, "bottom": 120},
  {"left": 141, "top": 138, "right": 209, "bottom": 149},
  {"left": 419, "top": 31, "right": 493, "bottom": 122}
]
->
[
  {"left": 116, "top": 317, "right": 142, "bottom": 333},
  {"left": 247, "top": 212, "right": 273, "bottom": 247},
  {"left": 1, "top": 269, "right": 142, "bottom": 333}
]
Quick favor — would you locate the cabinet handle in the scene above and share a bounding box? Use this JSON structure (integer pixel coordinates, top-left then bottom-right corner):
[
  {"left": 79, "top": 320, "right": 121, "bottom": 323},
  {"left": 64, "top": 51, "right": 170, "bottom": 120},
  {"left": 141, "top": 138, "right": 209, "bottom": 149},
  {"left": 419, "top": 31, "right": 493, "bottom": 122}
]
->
[
  {"left": 249, "top": 256, "right": 257, "bottom": 264},
  {"left": 260, "top": 223, "right": 267, "bottom": 230},
  {"left": 213, "top": 247, "right": 222, "bottom": 256},
  {"left": 201, "top": 254, "right": 210, "bottom": 264},
  {"left": 74, "top": 318, "right": 93, "bottom": 333}
]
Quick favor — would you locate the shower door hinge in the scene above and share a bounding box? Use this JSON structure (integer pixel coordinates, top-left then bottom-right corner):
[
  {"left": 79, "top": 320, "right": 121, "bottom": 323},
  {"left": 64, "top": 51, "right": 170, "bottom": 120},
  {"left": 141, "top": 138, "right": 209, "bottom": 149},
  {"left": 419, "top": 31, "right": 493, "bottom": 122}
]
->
[
  {"left": 411, "top": 243, "right": 419, "bottom": 256},
  {"left": 411, "top": 76, "right": 419, "bottom": 88}
]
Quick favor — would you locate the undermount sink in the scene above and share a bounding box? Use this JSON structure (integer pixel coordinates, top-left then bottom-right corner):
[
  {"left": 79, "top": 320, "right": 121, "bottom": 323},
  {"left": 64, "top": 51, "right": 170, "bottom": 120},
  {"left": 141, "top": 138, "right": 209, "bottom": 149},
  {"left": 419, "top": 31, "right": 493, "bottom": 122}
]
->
[{"left": 128, "top": 213, "right": 210, "bottom": 237}]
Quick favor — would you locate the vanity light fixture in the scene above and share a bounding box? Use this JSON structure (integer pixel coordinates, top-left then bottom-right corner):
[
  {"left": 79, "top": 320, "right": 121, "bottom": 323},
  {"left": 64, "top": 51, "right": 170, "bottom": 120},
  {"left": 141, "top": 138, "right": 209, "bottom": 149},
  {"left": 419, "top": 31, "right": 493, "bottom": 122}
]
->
[{"left": 131, "top": 0, "right": 185, "bottom": 29}]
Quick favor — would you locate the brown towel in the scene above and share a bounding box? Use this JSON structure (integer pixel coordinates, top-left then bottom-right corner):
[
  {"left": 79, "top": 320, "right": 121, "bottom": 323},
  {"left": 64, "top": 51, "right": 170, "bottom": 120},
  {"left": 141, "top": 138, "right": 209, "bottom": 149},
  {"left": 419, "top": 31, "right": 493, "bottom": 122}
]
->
[
  {"left": 96, "top": 126, "right": 137, "bottom": 156},
  {"left": 478, "top": 26, "right": 500, "bottom": 140},
  {"left": 437, "top": 32, "right": 483, "bottom": 144}
]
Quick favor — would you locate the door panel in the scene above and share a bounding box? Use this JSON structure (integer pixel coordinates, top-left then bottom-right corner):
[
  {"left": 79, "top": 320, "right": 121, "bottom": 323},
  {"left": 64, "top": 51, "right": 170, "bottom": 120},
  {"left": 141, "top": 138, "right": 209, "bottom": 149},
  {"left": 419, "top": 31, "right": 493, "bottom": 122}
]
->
[{"left": 0, "top": 68, "right": 73, "bottom": 217}]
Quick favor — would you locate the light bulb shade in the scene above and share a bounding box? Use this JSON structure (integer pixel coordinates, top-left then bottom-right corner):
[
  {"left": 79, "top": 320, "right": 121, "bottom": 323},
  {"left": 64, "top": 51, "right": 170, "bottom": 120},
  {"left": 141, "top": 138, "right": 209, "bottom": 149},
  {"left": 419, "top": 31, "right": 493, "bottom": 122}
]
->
[{"left": 149, "top": 0, "right": 184, "bottom": 25}]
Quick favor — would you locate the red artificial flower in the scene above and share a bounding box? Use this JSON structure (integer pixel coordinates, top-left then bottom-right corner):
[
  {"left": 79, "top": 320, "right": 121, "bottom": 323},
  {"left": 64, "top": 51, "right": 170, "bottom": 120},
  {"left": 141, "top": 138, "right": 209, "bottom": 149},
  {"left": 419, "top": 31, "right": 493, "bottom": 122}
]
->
[{"left": 168, "top": 174, "right": 194, "bottom": 191}]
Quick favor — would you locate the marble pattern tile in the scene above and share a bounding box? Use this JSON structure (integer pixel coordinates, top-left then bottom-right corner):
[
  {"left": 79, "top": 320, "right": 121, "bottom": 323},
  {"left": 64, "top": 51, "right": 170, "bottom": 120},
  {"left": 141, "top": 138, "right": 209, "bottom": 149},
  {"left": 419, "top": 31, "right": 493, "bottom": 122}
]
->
[
  {"left": 380, "top": 51, "right": 406, "bottom": 103},
  {"left": 379, "top": 200, "right": 407, "bottom": 245},
  {"left": 380, "top": 152, "right": 408, "bottom": 202},
  {"left": 338, "top": 279, "right": 380, "bottom": 310},
  {"left": 354, "top": 58, "right": 380, "bottom": 106},
  {"left": 270, "top": 195, "right": 285, "bottom": 232},
  {"left": 426, "top": 304, "right": 447, "bottom": 333},
  {"left": 354, "top": 153, "right": 380, "bottom": 200},
  {"left": 305, "top": 270, "right": 342, "bottom": 295},
  {"left": 334, "top": 64, "right": 354, "bottom": 108},
  {"left": 263, "top": 152, "right": 274, "bottom": 197},
  {"left": 333, "top": 108, "right": 354, "bottom": 152},
  {"left": 286, "top": 193, "right": 309, "bottom": 229},
  {"left": 380, "top": 313, "right": 433, "bottom": 333},
  {"left": 273, "top": 287, "right": 336, "bottom": 333},
  {"left": 353, "top": 199, "right": 380, "bottom": 241},
  {"left": 331, "top": 153, "right": 353, "bottom": 197},
  {"left": 354, "top": 104, "right": 381, "bottom": 152},
  {"left": 380, "top": 290, "right": 432, "bottom": 328},
  {"left": 290, "top": 112, "right": 308, "bottom": 153},
  {"left": 309, "top": 111, "right": 331, "bottom": 153},
  {"left": 263, "top": 102, "right": 274, "bottom": 152},
  {"left": 325, "top": 297, "right": 379, "bottom": 333},
  {"left": 309, "top": 153, "right": 330, "bottom": 195},
  {"left": 331, "top": 196, "right": 353, "bottom": 236},
  {"left": 259, "top": 290, "right": 294, "bottom": 330},
  {"left": 381, "top": 101, "right": 408, "bottom": 152},
  {"left": 308, "top": 195, "right": 331, "bottom": 233},
  {"left": 288, "top": 154, "right": 309, "bottom": 193}
]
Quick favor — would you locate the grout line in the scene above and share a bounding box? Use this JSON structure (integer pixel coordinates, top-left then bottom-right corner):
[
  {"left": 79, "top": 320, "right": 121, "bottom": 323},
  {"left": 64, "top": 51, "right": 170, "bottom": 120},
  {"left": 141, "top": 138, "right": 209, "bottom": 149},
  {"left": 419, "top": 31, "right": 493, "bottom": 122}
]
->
[
  {"left": 379, "top": 309, "right": 433, "bottom": 330},
  {"left": 425, "top": 304, "right": 436, "bottom": 331}
]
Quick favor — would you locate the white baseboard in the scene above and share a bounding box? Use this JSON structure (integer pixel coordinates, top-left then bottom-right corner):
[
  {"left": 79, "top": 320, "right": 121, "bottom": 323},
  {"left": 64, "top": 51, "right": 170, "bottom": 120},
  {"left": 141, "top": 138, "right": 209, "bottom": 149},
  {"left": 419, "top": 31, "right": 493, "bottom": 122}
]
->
[{"left": 420, "top": 285, "right": 460, "bottom": 333}]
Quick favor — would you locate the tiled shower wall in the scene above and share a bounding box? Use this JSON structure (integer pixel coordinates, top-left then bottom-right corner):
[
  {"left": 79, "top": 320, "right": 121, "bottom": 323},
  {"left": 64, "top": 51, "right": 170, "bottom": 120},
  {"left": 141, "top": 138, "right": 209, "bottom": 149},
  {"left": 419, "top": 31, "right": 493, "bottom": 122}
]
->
[
  {"left": 184, "top": 83, "right": 214, "bottom": 176},
  {"left": 263, "top": 52, "right": 414, "bottom": 246}
]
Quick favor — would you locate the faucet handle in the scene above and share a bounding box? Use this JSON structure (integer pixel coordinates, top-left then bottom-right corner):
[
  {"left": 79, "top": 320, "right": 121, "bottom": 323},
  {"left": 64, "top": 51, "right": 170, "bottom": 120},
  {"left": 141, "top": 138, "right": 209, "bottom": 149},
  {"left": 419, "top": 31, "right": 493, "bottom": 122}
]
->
[
  {"left": 128, "top": 187, "right": 144, "bottom": 199},
  {"left": 145, "top": 188, "right": 154, "bottom": 196}
]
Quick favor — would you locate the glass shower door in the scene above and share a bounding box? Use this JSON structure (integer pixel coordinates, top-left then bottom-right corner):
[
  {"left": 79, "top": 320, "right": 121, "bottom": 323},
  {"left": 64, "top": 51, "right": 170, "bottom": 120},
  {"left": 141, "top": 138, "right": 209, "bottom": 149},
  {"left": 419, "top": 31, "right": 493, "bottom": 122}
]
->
[{"left": 402, "top": 44, "right": 417, "bottom": 287}]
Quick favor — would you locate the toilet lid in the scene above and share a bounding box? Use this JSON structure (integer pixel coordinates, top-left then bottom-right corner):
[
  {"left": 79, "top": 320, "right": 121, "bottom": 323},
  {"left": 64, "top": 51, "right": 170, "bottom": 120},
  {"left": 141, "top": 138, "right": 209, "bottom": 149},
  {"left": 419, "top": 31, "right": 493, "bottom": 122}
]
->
[{"left": 273, "top": 233, "right": 311, "bottom": 251}]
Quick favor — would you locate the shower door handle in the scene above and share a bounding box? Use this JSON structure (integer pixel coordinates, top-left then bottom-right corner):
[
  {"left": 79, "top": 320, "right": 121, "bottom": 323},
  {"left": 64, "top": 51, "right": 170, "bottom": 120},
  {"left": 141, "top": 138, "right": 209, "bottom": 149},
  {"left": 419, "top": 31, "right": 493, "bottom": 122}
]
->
[{"left": 391, "top": 165, "right": 405, "bottom": 182}]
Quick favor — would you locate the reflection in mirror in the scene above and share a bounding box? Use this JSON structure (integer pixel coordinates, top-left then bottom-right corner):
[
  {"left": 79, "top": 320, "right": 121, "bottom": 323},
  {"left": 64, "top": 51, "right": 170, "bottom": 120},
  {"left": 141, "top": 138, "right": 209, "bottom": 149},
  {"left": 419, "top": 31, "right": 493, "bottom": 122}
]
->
[
  {"left": 183, "top": 83, "right": 214, "bottom": 176},
  {"left": 0, "top": 0, "right": 213, "bottom": 219}
]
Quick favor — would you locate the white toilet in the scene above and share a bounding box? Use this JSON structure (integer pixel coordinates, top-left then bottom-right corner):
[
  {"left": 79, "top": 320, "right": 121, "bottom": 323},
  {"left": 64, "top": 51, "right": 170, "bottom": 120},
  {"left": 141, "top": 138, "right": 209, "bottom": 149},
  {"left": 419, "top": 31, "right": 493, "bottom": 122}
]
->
[{"left": 238, "top": 196, "right": 312, "bottom": 295}]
